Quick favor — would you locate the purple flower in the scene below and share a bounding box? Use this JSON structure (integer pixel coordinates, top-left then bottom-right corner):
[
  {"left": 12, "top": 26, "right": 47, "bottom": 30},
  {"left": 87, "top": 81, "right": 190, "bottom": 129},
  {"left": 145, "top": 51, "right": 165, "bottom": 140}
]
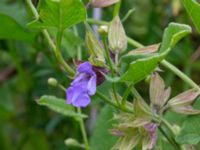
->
[{"left": 66, "top": 62, "right": 97, "bottom": 107}]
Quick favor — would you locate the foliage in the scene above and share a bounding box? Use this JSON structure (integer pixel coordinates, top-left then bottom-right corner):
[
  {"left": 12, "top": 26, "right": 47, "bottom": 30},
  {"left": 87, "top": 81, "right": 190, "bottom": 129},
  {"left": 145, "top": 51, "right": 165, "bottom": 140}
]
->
[{"left": 1, "top": 0, "right": 200, "bottom": 150}]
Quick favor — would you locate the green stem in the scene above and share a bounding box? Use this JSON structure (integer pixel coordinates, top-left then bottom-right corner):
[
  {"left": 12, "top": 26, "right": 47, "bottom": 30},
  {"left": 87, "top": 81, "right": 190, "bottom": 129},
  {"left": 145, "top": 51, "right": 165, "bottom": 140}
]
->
[
  {"left": 96, "top": 92, "right": 133, "bottom": 113},
  {"left": 159, "top": 116, "right": 187, "bottom": 150},
  {"left": 57, "top": 83, "right": 89, "bottom": 149},
  {"left": 26, "top": 0, "right": 75, "bottom": 77},
  {"left": 161, "top": 60, "right": 200, "bottom": 93},
  {"left": 113, "top": 0, "right": 121, "bottom": 17},
  {"left": 55, "top": 30, "right": 75, "bottom": 76},
  {"left": 87, "top": 19, "right": 109, "bottom": 26},
  {"left": 121, "top": 83, "right": 133, "bottom": 108},
  {"left": 102, "top": 36, "right": 120, "bottom": 105},
  {"left": 158, "top": 126, "right": 180, "bottom": 150},
  {"left": 73, "top": 26, "right": 82, "bottom": 60},
  {"left": 77, "top": 108, "right": 89, "bottom": 150}
]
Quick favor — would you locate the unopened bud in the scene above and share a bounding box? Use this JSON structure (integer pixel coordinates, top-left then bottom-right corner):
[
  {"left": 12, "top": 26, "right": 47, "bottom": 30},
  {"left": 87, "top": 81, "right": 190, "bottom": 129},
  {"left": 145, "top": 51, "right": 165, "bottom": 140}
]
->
[
  {"left": 108, "top": 16, "right": 127, "bottom": 54},
  {"left": 172, "top": 125, "right": 181, "bottom": 134},
  {"left": 90, "top": 0, "right": 119, "bottom": 8},
  {"left": 64, "top": 138, "right": 84, "bottom": 148},
  {"left": 98, "top": 25, "right": 108, "bottom": 36},
  {"left": 85, "top": 23, "right": 105, "bottom": 66},
  {"left": 48, "top": 78, "right": 58, "bottom": 87}
]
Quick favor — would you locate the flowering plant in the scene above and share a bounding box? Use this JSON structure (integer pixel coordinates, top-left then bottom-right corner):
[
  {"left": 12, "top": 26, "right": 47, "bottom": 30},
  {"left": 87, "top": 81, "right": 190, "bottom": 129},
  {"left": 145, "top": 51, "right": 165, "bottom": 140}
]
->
[{"left": 15, "top": 0, "right": 200, "bottom": 149}]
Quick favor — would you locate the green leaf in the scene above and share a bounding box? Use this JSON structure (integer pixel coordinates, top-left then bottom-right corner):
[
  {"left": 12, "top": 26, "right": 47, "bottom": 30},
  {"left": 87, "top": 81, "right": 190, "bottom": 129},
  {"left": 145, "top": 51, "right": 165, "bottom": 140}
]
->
[
  {"left": 176, "top": 98, "right": 200, "bottom": 144},
  {"left": 0, "top": 2, "right": 28, "bottom": 25},
  {"left": 0, "top": 13, "right": 35, "bottom": 42},
  {"left": 119, "top": 23, "right": 191, "bottom": 83},
  {"left": 90, "top": 105, "right": 117, "bottom": 150},
  {"left": 182, "top": 0, "right": 200, "bottom": 33},
  {"left": 37, "top": 95, "right": 87, "bottom": 119},
  {"left": 159, "top": 23, "right": 191, "bottom": 53},
  {"left": 120, "top": 54, "right": 164, "bottom": 83},
  {"left": 28, "top": 0, "right": 86, "bottom": 30}
]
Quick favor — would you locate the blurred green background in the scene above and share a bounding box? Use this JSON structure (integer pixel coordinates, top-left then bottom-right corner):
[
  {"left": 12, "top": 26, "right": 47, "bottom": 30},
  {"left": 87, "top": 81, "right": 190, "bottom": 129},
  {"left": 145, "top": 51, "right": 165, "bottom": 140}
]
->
[{"left": 0, "top": 0, "right": 200, "bottom": 150}]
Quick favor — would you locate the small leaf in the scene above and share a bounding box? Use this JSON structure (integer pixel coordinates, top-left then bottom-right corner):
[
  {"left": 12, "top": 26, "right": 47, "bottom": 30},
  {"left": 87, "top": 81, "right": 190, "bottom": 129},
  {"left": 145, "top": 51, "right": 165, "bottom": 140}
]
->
[
  {"left": 176, "top": 98, "right": 200, "bottom": 144},
  {"left": 91, "top": 0, "right": 119, "bottom": 8},
  {"left": 182, "top": 0, "right": 200, "bottom": 33},
  {"left": 0, "top": 13, "right": 35, "bottom": 42},
  {"left": 108, "top": 16, "right": 127, "bottom": 53},
  {"left": 37, "top": 95, "right": 87, "bottom": 119},
  {"left": 28, "top": 0, "right": 86, "bottom": 30}
]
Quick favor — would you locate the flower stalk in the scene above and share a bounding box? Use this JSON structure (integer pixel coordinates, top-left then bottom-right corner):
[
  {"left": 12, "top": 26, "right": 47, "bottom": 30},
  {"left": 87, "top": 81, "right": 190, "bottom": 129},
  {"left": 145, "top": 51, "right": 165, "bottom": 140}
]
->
[{"left": 102, "top": 36, "right": 120, "bottom": 105}]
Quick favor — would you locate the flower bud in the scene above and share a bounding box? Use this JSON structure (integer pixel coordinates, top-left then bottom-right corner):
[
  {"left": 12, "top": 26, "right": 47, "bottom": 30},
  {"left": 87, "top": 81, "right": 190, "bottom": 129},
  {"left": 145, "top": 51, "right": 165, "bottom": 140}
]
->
[
  {"left": 150, "top": 73, "right": 171, "bottom": 109},
  {"left": 48, "top": 78, "right": 58, "bottom": 87},
  {"left": 98, "top": 25, "right": 108, "bottom": 36},
  {"left": 64, "top": 138, "right": 84, "bottom": 148},
  {"left": 90, "top": 0, "right": 119, "bottom": 8},
  {"left": 85, "top": 23, "right": 105, "bottom": 67},
  {"left": 108, "top": 16, "right": 127, "bottom": 54}
]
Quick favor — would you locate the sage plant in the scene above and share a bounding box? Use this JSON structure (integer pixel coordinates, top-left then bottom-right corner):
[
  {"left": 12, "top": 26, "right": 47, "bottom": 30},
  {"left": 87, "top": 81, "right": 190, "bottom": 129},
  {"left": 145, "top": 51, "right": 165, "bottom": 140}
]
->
[{"left": 26, "top": 0, "right": 200, "bottom": 150}]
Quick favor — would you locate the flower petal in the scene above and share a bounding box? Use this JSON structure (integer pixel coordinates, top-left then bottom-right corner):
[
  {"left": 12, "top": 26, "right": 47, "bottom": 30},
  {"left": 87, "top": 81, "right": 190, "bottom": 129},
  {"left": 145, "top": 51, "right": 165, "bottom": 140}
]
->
[
  {"left": 72, "top": 73, "right": 89, "bottom": 85},
  {"left": 168, "top": 89, "right": 200, "bottom": 107},
  {"left": 87, "top": 75, "right": 97, "bottom": 95},
  {"left": 73, "top": 93, "right": 91, "bottom": 107},
  {"left": 66, "top": 87, "right": 74, "bottom": 104},
  {"left": 77, "top": 62, "right": 94, "bottom": 75}
]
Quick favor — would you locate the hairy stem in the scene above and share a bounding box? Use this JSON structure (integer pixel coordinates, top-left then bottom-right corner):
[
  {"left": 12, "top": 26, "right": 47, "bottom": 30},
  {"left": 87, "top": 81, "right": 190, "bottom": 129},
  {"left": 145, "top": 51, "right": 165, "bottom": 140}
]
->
[
  {"left": 102, "top": 36, "right": 120, "bottom": 105},
  {"left": 113, "top": 0, "right": 121, "bottom": 17},
  {"left": 121, "top": 83, "right": 133, "bottom": 109},
  {"left": 77, "top": 108, "right": 89, "bottom": 150},
  {"left": 57, "top": 83, "right": 89, "bottom": 149},
  {"left": 96, "top": 92, "right": 133, "bottom": 113}
]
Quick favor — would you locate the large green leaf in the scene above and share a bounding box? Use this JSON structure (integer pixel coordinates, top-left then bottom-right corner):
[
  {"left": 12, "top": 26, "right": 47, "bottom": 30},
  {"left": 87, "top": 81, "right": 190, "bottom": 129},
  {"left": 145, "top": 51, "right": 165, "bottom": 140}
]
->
[
  {"left": 176, "top": 98, "right": 200, "bottom": 145},
  {"left": 0, "top": 13, "right": 35, "bottom": 42},
  {"left": 28, "top": 0, "right": 86, "bottom": 30},
  {"left": 119, "top": 23, "right": 191, "bottom": 83},
  {"left": 90, "top": 105, "right": 117, "bottom": 150},
  {"left": 182, "top": 0, "right": 200, "bottom": 33},
  {"left": 37, "top": 95, "right": 87, "bottom": 119}
]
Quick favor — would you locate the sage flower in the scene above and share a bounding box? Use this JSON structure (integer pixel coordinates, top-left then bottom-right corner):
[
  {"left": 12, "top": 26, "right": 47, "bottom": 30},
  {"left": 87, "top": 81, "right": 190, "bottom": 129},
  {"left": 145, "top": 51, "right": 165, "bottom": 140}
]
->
[{"left": 66, "top": 62, "right": 97, "bottom": 107}]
